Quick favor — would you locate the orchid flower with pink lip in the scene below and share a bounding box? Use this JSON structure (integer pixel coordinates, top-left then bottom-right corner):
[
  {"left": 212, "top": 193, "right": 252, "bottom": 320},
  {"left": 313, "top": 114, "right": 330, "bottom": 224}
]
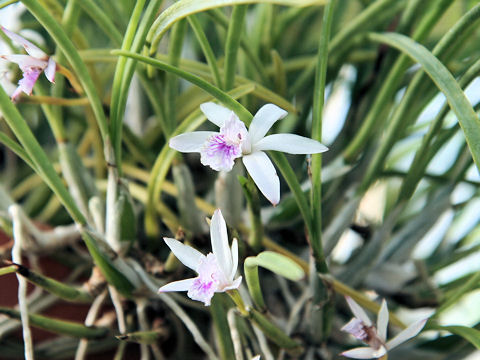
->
[
  {"left": 158, "top": 209, "right": 242, "bottom": 306},
  {"left": 0, "top": 26, "right": 56, "bottom": 101},
  {"left": 169, "top": 102, "right": 328, "bottom": 205},
  {"left": 341, "top": 296, "right": 428, "bottom": 359}
]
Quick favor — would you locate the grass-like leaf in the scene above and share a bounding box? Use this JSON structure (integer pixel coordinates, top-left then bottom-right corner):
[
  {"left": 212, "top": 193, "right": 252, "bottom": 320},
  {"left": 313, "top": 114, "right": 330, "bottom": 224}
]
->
[{"left": 367, "top": 32, "right": 480, "bottom": 173}]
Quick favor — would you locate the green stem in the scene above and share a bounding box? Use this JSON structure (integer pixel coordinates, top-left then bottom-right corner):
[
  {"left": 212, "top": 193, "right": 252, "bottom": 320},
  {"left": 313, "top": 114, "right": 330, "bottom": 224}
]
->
[
  {"left": 227, "top": 289, "right": 248, "bottom": 316},
  {"left": 0, "top": 265, "right": 16, "bottom": 276}
]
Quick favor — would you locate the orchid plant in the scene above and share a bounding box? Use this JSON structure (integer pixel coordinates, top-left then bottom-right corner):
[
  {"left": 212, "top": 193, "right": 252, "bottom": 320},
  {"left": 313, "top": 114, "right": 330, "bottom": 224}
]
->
[
  {"left": 158, "top": 209, "right": 241, "bottom": 306},
  {"left": 169, "top": 102, "right": 328, "bottom": 205},
  {"left": 341, "top": 296, "right": 427, "bottom": 359},
  {"left": 0, "top": 26, "right": 56, "bottom": 101},
  {"left": 0, "top": 1, "right": 479, "bottom": 360}
]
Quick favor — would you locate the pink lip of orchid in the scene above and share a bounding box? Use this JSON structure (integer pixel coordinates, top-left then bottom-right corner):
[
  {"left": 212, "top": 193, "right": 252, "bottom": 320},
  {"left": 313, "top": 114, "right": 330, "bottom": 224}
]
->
[
  {"left": 0, "top": 26, "right": 56, "bottom": 101},
  {"left": 158, "top": 209, "right": 242, "bottom": 306},
  {"left": 341, "top": 296, "right": 428, "bottom": 359},
  {"left": 169, "top": 102, "right": 329, "bottom": 205}
]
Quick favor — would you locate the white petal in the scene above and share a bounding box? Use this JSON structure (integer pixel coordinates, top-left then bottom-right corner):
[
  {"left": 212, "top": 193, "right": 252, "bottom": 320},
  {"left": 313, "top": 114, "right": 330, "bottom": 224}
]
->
[
  {"left": 242, "top": 151, "right": 280, "bottom": 205},
  {"left": 377, "top": 299, "right": 389, "bottom": 342},
  {"left": 163, "top": 237, "right": 204, "bottom": 272},
  {"left": 169, "top": 131, "right": 217, "bottom": 153},
  {"left": 345, "top": 296, "right": 372, "bottom": 327},
  {"left": 341, "top": 346, "right": 387, "bottom": 359},
  {"left": 210, "top": 209, "right": 233, "bottom": 277},
  {"left": 386, "top": 318, "right": 427, "bottom": 350},
  {"left": 44, "top": 57, "right": 56, "bottom": 83},
  {"left": 230, "top": 238, "right": 239, "bottom": 281},
  {"left": 254, "top": 134, "right": 329, "bottom": 154},
  {"left": 200, "top": 102, "right": 232, "bottom": 127},
  {"left": 248, "top": 104, "right": 287, "bottom": 145},
  {"left": 220, "top": 276, "right": 242, "bottom": 291},
  {"left": 1, "top": 26, "right": 48, "bottom": 59},
  {"left": 158, "top": 278, "right": 195, "bottom": 293},
  {"left": 1, "top": 54, "right": 46, "bottom": 70}
]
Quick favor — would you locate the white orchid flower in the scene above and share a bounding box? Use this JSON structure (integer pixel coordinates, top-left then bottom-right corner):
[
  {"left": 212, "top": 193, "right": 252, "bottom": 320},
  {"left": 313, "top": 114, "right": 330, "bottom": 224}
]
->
[
  {"left": 0, "top": 26, "right": 56, "bottom": 101},
  {"left": 158, "top": 209, "right": 242, "bottom": 306},
  {"left": 341, "top": 296, "right": 427, "bottom": 359},
  {"left": 169, "top": 102, "right": 328, "bottom": 205}
]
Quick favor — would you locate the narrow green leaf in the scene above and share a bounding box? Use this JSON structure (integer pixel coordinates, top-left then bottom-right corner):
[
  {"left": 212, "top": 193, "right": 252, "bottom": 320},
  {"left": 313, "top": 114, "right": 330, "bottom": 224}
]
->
[
  {"left": 11, "top": 262, "right": 93, "bottom": 303},
  {"left": 21, "top": 0, "right": 109, "bottom": 142},
  {"left": 0, "top": 0, "right": 18, "bottom": 10},
  {"left": 367, "top": 32, "right": 480, "bottom": 173},
  {"left": 188, "top": 14, "right": 223, "bottom": 89},
  {"left": 0, "top": 132, "right": 35, "bottom": 170},
  {"left": 77, "top": 0, "right": 123, "bottom": 46},
  {"left": 310, "top": 0, "right": 335, "bottom": 273},
  {"left": 81, "top": 231, "right": 135, "bottom": 297},
  {"left": 109, "top": 0, "right": 146, "bottom": 171},
  {"left": 147, "top": 0, "right": 327, "bottom": 56},
  {"left": 361, "top": 4, "right": 480, "bottom": 192},
  {"left": 248, "top": 308, "right": 303, "bottom": 354},
  {"left": 207, "top": 8, "right": 270, "bottom": 85},
  {"left": 0, "top": 87, "right": 86, "bottom": 225},
  {"left": 432, "top": 325, "right": 480, "bottom": 349},
  {"left": 166, "top": 18, "right": 188, "bottom": 134},
  {"left": 244, "top": 257, "right": 265, "bottom": 310},
  {"left": 224, "top": 5, "right": 248, "bottom": 90},
  {"left": 0, "top": 306, "right": 109, "bottom": 339},
  {"left": 253, "top": 251, "right": 305, "bottom": 281},
  {"left": 210, "top": 297, "right": 235, "bottom": 360},
  {"left": 111, "top": 50, "right": 252, "bottom": 123},
  {"left": 343, "top": 0, "right": 453, "bottom": 161},
  {"left": 269, "top": 151, "right": 314, "bottom": 243}
]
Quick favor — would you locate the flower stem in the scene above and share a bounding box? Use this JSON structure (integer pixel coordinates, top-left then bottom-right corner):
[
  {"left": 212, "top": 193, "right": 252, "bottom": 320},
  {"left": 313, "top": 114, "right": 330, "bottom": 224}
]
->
[{"left": 227, "top": 290, "right": 248, "bottom": 317}]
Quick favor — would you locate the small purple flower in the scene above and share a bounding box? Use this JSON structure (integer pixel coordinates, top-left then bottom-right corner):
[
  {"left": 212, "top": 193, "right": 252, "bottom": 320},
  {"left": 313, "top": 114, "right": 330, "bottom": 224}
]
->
[
  {"left": 200, "top": 112, "right": 248, "bottom": 171},
  {"left": 0, "top": 26, "right": 56, "bottom": 101},
  {"left": 341, "top": 296, "right": 427, "bottom": 359},
  {"left": 169, "top": 102, "right": 328, "bottom": 205},
  {"left": 158, "top": 209, "right": 242, "bottom": 306}
]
